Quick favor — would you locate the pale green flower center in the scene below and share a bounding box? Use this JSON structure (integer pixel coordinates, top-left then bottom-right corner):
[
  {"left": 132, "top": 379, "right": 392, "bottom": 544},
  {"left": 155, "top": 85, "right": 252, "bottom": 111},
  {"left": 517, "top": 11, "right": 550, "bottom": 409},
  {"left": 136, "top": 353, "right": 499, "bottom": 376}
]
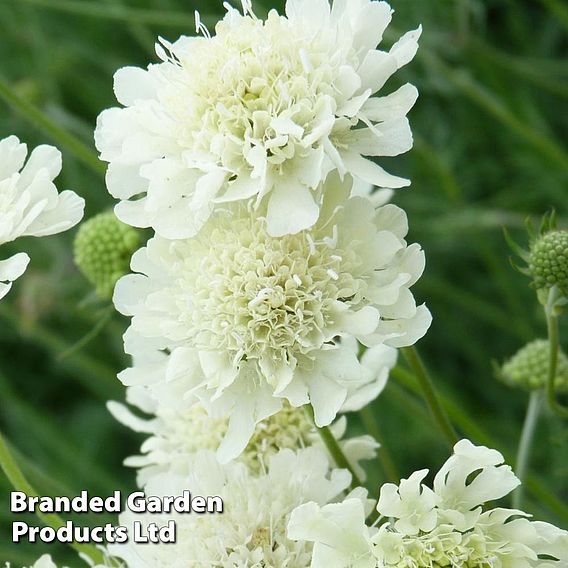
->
[{"left": 168, "top": 211, "right": 365, "bottom": 364}]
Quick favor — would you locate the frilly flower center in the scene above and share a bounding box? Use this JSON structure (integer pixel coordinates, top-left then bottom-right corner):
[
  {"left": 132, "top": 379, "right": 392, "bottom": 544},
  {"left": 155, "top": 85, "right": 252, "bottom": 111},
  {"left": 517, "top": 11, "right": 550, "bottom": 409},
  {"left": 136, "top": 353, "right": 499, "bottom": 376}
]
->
[
  {"left": 160, "top": 11, "right": 353, "bottom": 166},
  {"left": 169, "top": 212, "right": 364, "bottom": 365}
]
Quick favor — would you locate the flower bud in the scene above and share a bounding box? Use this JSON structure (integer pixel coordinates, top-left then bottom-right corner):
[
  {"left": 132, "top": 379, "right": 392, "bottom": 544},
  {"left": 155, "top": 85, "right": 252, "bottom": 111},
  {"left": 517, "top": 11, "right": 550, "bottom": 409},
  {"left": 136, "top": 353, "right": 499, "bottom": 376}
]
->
[
  {"left": 528, "top": 230, "right": 568, "bottom": 293},
  {"left": 74, "top": 211, "right": 139, "bottom": 299},
  {"left": 499, "top": 339, "right": 568, "bottom": 392}
]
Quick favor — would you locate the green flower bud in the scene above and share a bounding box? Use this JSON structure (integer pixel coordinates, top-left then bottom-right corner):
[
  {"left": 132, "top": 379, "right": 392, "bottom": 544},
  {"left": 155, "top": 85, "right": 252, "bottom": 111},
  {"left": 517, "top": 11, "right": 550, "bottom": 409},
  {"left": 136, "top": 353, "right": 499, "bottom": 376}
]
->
[
  {"left": 528, "top": 230, "right": 568, "bottom": 293},
  {"left": 74, "top": 211, "right": 140, "bottom": 299},
  {"left": 499, "top": 339, "right": 568, "bottom": 392}
]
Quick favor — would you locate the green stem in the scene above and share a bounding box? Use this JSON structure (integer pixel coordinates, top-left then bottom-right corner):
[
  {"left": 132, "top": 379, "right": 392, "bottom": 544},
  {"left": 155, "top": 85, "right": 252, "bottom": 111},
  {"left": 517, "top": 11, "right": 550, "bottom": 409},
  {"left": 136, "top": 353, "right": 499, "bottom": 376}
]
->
[
  {"left": 0, "top": 431, "right": 105, "bottom": 565},
  {"left": 307, "top": 406, "right": 363, "bottom": 489},
  {"left": 58, "top": 306, "right": 114, "bottom": 361},
  {"left": 513, "top": 390, "right": 544, "bottom": 509},
  {"left": 545, "top": 287, "right": 568, "bottom": 418},
  {"left": 359, "top": 406, "right": 399, "bottom": 483},
  {"left": 401, "top": 346, "right": 459, "bottom": 448},
  {"left": 0, "top": 303, "right": 121, "bottom": 400},
  {"left": 0, "top": 75, "right": 105, "bottom": 177}
]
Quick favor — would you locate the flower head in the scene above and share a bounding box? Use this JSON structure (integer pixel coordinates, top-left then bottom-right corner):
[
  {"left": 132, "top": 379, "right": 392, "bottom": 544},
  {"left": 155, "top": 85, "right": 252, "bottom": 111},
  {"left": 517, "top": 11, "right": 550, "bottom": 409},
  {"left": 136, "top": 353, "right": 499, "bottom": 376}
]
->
[
  {"left": 289, "top": 440, "right": 568, "bottom": 567},
  {"left": 74, "top": 211, "right": 140, "bottom": 298},
  {"left": 95, "top": 0, "right": 420, "bottom": 238},
  {"left": 0, "top": 135, "right": 85, "bottom": 299},
  {"left": 109, "top": 382, "right": 379, "bottom": 486},
  {"left": 115, "top": 176, "right": 424, "bottom": 461},
  {"left": 109, "top": 447, "right": 356, "bottom": 568},
  {"left": 499, "top": 339, "right": 568, "bottom": 392}
]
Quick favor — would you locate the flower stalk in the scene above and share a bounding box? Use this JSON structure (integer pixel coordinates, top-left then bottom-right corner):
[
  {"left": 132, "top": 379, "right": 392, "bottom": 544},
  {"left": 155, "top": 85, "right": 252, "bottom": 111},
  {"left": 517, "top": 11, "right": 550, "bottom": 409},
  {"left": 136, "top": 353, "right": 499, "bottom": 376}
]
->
[
  {"left": 402, "top": 346, "right": 459, "bottom": 447},
  {"left": 307, "top": 406, "right": 363, "bottom": 490},
  {"left": 545, "top": 286, "right": 568, "bottom": 418},
  {"left": 513, "top": 389, "right": 544, "bottom": 509}
]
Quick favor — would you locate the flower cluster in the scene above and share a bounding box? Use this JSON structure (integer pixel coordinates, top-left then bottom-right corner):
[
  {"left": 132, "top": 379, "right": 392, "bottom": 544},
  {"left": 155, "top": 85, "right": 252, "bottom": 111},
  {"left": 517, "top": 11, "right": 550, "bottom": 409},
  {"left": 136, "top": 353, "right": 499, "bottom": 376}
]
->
[
  {"left": 289, "top": 440, "right": 568, "bottom": 567},
  {"left": 0, "top": 135, "right": 84, "bottom": 300},
  {"left": 88, "top": 2, "right": 434, "bottom": 565}
]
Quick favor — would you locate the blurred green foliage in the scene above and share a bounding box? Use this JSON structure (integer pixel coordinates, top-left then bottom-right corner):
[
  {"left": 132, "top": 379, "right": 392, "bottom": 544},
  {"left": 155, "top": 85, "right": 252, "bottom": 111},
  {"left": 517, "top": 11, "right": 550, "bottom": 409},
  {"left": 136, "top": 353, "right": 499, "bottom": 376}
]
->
[{"left": 0, "top": 0, "right": 566, "bottom": 564}]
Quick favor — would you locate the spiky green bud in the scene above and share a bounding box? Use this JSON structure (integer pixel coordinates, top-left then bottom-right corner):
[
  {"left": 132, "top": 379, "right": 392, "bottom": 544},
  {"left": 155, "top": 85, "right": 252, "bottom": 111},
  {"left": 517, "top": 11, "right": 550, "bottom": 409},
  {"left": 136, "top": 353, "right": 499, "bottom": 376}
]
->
[
  {"left": 528, "top": 230, "right": 568, "bottom": 293},
  {"left": 499, "top": 339, "right": 568, "bottom": 392},
  {"left": 74, "top": 211, "right": 140, "bottom": 299}
]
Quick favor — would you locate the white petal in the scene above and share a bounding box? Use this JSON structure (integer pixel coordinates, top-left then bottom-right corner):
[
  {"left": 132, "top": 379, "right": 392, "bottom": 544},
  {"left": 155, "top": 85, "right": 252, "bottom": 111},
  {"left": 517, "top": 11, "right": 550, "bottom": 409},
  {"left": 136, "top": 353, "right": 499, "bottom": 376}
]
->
[
  {"left": 345, "top": 118, "right": 413, "bottom": 157},
  {"left": 341, "top": 151, "right": 410, "bottom": 189},
  {"left": 0, "top": 135, "right": 27, "bottom": 179},
  {"left": 114, "top": 66, "right": 158, "bottom": 106},
  {"left": 23, "top": 190, "right": 84, "bottom": 237},
  {"left": 0, "top": 253, "right": 30, "bottom": 300},
  {"left": 18, "top": 144, "right": 62, "bottom": 187},
  {"left": 361, "top": 84, "right": 419, "bottom": 122},
  {"left": 266, "top": 179, "right": 319, "bottom": 237}
]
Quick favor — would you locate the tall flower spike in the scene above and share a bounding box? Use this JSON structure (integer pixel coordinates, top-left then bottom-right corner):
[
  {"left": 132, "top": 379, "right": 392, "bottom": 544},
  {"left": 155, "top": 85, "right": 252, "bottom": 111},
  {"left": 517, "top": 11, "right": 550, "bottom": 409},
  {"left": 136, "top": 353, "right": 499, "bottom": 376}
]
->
[
  {"left": 114, "top": 175, "right": 426, "bottom": 462},
  {"left": 0, "top": 136, "right": 85, "bottom": 300},
  {"left": 95, "top": 0, "right": 420, "bottom": 238}
]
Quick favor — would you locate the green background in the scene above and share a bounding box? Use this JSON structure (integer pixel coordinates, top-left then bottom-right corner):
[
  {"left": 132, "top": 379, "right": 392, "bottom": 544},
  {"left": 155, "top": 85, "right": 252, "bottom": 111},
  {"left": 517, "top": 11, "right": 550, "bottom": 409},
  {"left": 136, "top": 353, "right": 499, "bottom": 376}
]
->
[{"left": 0, "top": 0, "right": 567, "bottom": 564}]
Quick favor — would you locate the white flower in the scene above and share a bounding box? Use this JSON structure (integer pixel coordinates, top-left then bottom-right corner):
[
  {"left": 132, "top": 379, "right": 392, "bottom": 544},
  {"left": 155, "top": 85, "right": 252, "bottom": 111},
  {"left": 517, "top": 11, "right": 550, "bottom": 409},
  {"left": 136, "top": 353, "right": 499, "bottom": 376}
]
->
[
  {"left": 288, "top": 497, "right": 376, "bottom": 568},
  {"left": 109, "top": 381, "right": 379, "bottom": 485},
  {"left": 292, "top": 440, "right": 568, "bottom": 567},
  {"left": 376, "top": 469, "right": 439, "bottom": 535},
  {"left": 0, "top": 135, "right": 85, "bottom": 299},
  {"left": 114, "top": 176, "right": 423, "bottom": 461},
  {"left": 95, "top": 0, "right": 420, "bottom": 238},
  {"left": 109, "top": 447, "right": 354, "bottom": 568}
]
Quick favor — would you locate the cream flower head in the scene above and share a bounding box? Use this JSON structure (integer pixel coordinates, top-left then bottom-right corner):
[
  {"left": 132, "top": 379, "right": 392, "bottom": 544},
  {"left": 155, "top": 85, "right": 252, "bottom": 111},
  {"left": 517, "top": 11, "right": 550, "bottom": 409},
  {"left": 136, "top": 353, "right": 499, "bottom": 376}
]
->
[
  {"left": 109, "top": 447, "right": 364, "bottom": 568},
  {"left": 114, "top": 175, "right": 426, "bottom": 461},
  {"left": 0, "top": 135, "right": 85, "bottom": 299},
  {"left": 289, "top": 440, "right": 568, "bottom": 567},
  {"left": 95, "top": 0, "right": 420, "bottom": 238},
  {"left": 109, "top": 382, "right": 380, "bottom": 485}
]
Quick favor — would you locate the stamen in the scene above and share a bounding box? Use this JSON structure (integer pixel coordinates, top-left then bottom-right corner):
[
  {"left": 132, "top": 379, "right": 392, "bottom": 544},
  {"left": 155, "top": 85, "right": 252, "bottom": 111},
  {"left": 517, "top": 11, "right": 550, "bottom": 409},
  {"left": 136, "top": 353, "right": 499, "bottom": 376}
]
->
[{"left": 195, "top": 11, "right": 212, "bottom": 39}]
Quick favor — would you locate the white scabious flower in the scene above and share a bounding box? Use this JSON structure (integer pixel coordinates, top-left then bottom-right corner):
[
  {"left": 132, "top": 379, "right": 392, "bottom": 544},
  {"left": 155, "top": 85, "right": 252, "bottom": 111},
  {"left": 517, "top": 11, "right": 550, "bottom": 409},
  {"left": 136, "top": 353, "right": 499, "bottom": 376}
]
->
[
  {"left": 288, "top": 440, "right": 568, "bottom": 567},
  {"left": 109, "top": 447, "right": 364, "bottom": 568},
  {"left": 114, "top": 175, "right": 426, "bottom": 461},
  {"left": 0, "top": 135, "right": 85, "bottom": 300},
  {"left": 95, "top": 0, "right": 420, "bottom": 238},
  {"left": 108, "top": 382, "right": 379, "bottom": 486}
]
